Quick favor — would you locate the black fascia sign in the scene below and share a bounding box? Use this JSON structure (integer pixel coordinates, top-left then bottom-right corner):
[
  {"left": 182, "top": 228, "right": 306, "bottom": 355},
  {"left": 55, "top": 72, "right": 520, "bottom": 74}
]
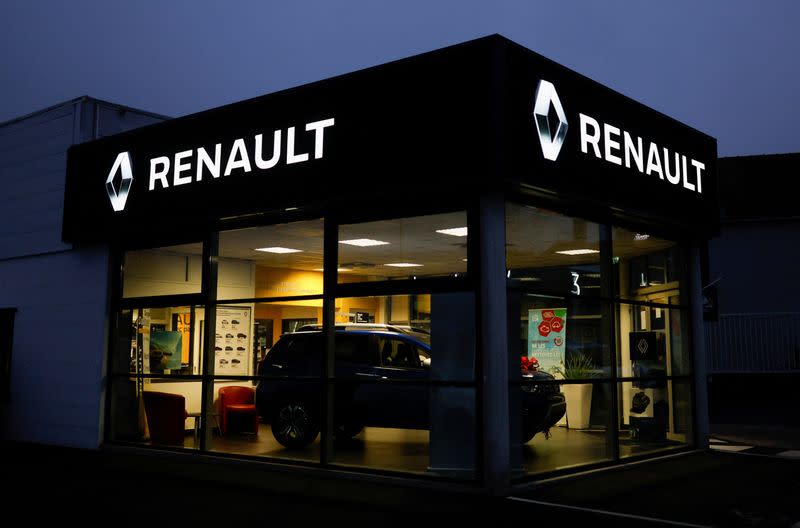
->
[{"left": 63, "top": 36, "right": 718, "bottom": 245}]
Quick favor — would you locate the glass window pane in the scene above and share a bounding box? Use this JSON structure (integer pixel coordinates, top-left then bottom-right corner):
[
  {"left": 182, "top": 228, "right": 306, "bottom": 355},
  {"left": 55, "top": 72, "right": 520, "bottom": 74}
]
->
[
  {"left": 512, "top": 293, "right": 613, "bottom": 379},
  {"left": 327, "top": 292, "right": 476, "bottom": 477},
  {"left": 619, "top": 379, "right": 692, "bottom": 458},
  {"left": 617, "top": 303, "right": 692, "bottom": 378},
  {"left": 213, "top": 301, "right": 321, "bottom": 377},
  {"left": 506, "top": 203, "right": 603, "bottom": 297},
  {"left": 334, "top": 293, "right": 475, "bottom": 381},
  {"left": 331, "top": 383, "right": 476, "bottom": 478},
  {"left": 109, "top": 377, "right": 201, "bottom": 450},
  {"left": 511, "top": 381, "right": 613, "bottom": 475},
  {"left": 612, "top": 226, "right": 688, "bottom": 301},
  {"left": 123, "top": 243, "right": 202, "bottom": 298},
  {"left": 217, "top": 219, "right": 324, "bottom": 300},
  {"left": 338, "top": 212, "right": 467, "bottom": 282},
  {"left": 209, "top": 377, "right": 320, "bottom": 464},
  {"left": 112, "top": 306, "right": 202, "bottom": 377}
]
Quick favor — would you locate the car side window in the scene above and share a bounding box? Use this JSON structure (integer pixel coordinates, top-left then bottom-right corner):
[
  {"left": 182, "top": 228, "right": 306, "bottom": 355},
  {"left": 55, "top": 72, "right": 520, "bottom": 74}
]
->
[
  {"left": 285, "top": 334, "right": 323, "bottom": 364},
  {"left": 379, "top": 337, "right": 421, "bottom": 368},
  {"left": 335, "top": 334, "right": 374, "bottom": 365}
]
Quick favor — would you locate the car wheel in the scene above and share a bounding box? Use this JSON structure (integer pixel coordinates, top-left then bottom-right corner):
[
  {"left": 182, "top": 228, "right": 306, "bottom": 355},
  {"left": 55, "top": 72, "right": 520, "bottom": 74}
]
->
[{"left": 271, "top": 401, "right": 320, "bottom": 449}]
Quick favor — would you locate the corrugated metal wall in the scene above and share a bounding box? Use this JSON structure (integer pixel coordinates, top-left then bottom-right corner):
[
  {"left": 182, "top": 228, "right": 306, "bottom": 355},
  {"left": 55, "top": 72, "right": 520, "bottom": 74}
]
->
[
  {"left": 705, "top": 313, "right": 800, "bottom": 373},
  {"left": 0, "top": 98, "right": 165, "bottom": 447}
]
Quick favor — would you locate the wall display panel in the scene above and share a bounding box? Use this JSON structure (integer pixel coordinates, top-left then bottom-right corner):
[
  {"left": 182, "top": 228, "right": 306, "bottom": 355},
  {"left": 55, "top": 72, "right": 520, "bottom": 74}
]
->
[
  {"left": 506, "top": 203, "right": 603, "bottom": 297},
  {"left": 616, "top": 302, "right": 692, "bottom": 382},
  {"left": 122, "top": 243, "right": 202, "bottom": 298},
  {"left": 338, "top": 212, "right": 468, "bottom": 283},
  {"left": 217, "top": 219, "right": 324, "bottom": 300},
  {"left": 618, "top": 379, "right": 692, "bottom": 458}
]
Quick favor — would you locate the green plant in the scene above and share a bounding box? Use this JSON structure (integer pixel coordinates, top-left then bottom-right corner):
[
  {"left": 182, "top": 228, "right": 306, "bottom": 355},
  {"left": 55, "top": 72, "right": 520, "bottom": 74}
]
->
[{"left": 552, "top": 353, "right": 598, "bottom": 379}]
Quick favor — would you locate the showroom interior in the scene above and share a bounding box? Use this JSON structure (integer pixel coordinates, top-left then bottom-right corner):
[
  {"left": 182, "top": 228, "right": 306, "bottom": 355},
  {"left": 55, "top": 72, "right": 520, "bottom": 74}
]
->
[{"left": 60, "top": 35, "right": 718, "bottom": 490}]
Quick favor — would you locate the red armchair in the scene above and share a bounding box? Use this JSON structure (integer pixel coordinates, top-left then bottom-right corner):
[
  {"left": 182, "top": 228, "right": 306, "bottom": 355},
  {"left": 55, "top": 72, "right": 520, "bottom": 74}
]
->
[
  {"left": 142, "top": 391, "right": 188, "bottom": 446},
  {"left": 219, "top": 386, "right": 258, "bottom": 435}
]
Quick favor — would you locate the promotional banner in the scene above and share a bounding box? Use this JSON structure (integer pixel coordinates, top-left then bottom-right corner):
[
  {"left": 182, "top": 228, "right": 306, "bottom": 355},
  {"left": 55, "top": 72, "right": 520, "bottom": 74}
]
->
[{"left": 527, "top": 308, "right": 567, "bottom": 376}]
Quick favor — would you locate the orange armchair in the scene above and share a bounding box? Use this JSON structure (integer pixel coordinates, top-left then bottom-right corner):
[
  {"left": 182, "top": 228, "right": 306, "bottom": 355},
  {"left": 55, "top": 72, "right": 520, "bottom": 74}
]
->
[
  {"left": 143, "top": 391, "right": 188, "bottom": 446},
  {"left": 219, "top": 386, "right": 258, "bottom": 435}
]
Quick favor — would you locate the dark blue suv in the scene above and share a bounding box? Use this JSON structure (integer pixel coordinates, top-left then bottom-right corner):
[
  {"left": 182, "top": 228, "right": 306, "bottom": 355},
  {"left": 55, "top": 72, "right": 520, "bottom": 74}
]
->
[{"left": 256, "top": 329, "right": 566, "bottom": 449}]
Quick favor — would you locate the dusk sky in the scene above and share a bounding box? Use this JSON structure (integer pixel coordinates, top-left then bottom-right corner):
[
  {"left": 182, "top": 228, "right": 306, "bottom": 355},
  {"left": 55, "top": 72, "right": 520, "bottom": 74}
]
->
[{"left": 1, "top": 1, "right": 798, "bottom": 157}]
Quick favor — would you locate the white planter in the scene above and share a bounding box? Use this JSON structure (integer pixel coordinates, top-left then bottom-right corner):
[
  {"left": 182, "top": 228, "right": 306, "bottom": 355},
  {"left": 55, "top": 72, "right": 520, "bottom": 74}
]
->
[{"left": 563, "top": 383, "right": 593, "bottom": 429}]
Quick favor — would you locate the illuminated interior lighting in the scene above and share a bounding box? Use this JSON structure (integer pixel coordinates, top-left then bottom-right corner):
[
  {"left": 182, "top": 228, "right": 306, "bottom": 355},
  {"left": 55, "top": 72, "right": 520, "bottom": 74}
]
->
[
  {"left": 634, "top": 233, "right": 650, "bottom": 241},
  {"left": 314, "top": 268, "right": 351, "bottom": 272},
  {"left": 462, "top": 258, "right": 468, "bottom": 262},
  {"left": 255, "top": 247, "right": 302, "bottom": 254},
  {"left": 556, "top": 249, "right": 600, "bottom": 256},
  {"left": 435, "top": 227, "right": 468, "bottom": 237},
  {"left": 385, "top": 263, "right": 423, "bottom": 268},
  {"left": 285, "top": 206, "right": 299, "bottom": 212},
  {"left": 519, "top": 277, "right": 541, "bottom": 282},
  {"left": 339, "top": 238, "right": 390, "bottom": 247}
]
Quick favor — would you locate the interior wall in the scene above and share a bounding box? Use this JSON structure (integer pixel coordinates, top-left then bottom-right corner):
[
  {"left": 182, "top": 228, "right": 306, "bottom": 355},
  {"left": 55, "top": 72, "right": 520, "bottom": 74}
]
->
[{"left": 122, "top": 252, "right": 203, "bottom": 297}]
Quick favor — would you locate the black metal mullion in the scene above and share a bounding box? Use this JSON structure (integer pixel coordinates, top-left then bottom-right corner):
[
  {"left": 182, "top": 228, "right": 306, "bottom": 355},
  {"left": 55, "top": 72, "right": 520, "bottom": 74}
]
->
[
  {"left": 199, "top": 233, "right": 219, "bottom": 451},
  {"left": 104, "top": 244, "right": 124, "bottom": 444},
  {"left": 209, "top": 294, "right": 324, "bottom": 305},
  {"left": 600, "top": 224, "right": 621, "bottom": 461},
  {"left": 118, "top": 293, "right": 205, "bottom": 309},
  {"left": 321, "top": 216, "right": 338, "bottom": 465},
  {"left": 333, "top": 276, "right": 471, "bottom": 299}
]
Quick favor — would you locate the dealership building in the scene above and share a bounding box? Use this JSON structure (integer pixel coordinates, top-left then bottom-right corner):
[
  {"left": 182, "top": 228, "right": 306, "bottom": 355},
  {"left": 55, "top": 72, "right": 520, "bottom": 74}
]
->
[{"left": 0, "top": 35, "right": 718, "bottom": 493}]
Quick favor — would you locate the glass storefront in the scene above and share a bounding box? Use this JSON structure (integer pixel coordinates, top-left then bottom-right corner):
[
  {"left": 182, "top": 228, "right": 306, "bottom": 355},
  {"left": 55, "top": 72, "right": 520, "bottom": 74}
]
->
[
  {"left": 108, "top": 212, "right": 478, "bottom": 478},
  {"left": 506, "top": 202, "right": 694, "bottom": 477},
  {"left": 105, "top": 199, "right": 698, "bottom": 485}
]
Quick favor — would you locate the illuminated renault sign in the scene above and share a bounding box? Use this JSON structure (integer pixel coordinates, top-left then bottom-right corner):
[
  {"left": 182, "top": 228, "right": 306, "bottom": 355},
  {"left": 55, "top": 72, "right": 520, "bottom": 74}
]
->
[
  {"left": 105, "top": 151, "right": 133, "bottom": 212},
  {"left": 104, "top": 118, "right": 335, "bottom": 212},
  {"left": 578, "top": 114, "right": 705, "bottom": 194},
  {"left": 533, "top": 80, "right": 568, "bottom": 161},
  {"left": 533, "top": 79, "right": 706, "bottom": 194}
]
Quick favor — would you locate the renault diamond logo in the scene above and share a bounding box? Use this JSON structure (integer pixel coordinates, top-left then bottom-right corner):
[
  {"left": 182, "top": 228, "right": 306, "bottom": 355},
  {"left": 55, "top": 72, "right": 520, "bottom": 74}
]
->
[
  {"left": 637, "top": 338, "right": 649, "bottom": 356},
  {"left": 533, "top": 79, "right": 568, "bottom": 161},
  {"left": 106, "top": 151, "right": 133, "bottom": 212}
]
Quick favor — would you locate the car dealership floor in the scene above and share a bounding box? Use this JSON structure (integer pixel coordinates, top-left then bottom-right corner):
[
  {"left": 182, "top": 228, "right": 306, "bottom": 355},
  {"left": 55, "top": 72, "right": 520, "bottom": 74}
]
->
[{"left": 188, "top": 423, "right": 686, "bottom": 477}]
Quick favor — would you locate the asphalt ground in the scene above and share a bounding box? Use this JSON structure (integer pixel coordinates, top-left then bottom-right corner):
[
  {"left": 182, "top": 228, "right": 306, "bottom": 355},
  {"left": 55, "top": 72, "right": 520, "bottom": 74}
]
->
[{"left": 3, "top": 435, "right": 799, "bottom": 527}]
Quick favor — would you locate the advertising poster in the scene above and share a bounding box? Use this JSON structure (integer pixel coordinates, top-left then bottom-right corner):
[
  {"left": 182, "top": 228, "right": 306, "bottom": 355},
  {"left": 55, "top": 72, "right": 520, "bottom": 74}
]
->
[
  {"left": 172, "top": 312, "right": 192, "bottom": 364},
  {"left": 215, "top": 306, "right": 251, "bottom": 375},
  {"left": 527, "top": 308, "right": 567, "bottom": 376},
  {"left": 149, "top": 330, "right": 182, "bottom": 371}
]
